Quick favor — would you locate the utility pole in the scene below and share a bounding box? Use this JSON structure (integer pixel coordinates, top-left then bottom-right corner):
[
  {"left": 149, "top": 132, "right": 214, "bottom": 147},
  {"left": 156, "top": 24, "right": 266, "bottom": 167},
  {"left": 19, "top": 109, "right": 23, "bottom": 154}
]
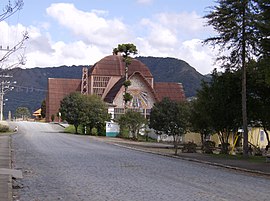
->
[{"left": 0, "top": 74, "right": 15, "bottom": 121}]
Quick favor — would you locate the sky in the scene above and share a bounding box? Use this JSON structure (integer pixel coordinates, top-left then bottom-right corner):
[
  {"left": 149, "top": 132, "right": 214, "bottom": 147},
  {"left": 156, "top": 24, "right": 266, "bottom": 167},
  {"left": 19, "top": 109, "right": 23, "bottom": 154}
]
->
[{"left": 0, "top": 0, "right": 218, "bottom": 75}]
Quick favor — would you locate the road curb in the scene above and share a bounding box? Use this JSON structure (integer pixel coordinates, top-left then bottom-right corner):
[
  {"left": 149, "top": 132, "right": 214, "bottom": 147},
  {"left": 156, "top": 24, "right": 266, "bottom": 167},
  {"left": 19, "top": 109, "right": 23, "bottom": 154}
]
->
[{"left": 110, "top": 142, "right": 270, "bottom": 177}]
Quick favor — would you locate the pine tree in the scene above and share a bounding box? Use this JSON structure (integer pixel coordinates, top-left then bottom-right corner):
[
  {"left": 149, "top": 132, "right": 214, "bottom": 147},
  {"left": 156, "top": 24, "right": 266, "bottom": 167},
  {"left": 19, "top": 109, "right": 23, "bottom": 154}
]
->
[{"left": 204, "top": 0, "right": 261, "bottom": 157}]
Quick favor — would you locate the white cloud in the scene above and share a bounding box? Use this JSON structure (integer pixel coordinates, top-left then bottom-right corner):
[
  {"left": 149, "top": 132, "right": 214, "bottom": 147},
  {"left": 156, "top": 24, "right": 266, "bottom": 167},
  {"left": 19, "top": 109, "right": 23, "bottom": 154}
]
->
[
  {"left": 26, "top": 41, "right": 105, "bottom": 68},
  {"left": 137, "top": 11, "right": 217, "bottom": 74},
  {"left": 46, "top": 3, "right": 130, "bottom": 47},
  {"left": 1, "top": 4, "right": 218, "bottom": 75},
  {"left": 156, "top": 12, "right": 211, "bottom": 39},
  {"left": 136, "top": 37, "right": 217, "bottom": 75}
]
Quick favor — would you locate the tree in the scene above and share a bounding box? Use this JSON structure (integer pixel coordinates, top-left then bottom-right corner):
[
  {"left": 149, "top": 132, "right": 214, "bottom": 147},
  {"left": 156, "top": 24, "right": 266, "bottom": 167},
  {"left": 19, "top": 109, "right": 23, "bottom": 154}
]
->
[
  {"left": 256, "top": 0, "right": 270, "bottom": 58},
  {"left": 113, "top": 44, "right": 138, "bottom": 109},
  {"left": 59, "top": 92, "right": 83, "bottom": 134},
  {"left": 196, "top": 69, "right": 242, "bottom": 154},
  {"left": 0, "top": 0, "right": 28, "bottom": 71},
  {"left": 118, "top": 110, "right": 147, "bottom": 140},
  {"left": 15, "top": 106, "right": 30, "bottom": 120},
  {"left": 79, "top": 95, "right": 110, "bottom": 135},
  {"left": 204, "top": 0, "right": 262, "bottom": 157},
  {"left": 189, "top": 98, "right": 214, "bottom": 147},
  {"left": 149, "top": 98, "right": 190, "bottom": 155},
  {"left": 40, "top": 99, "right": 46, "bottom": 118},
  {"left": 0, "top": 0, "right": 24, "bottom": 21},
  {"left": 248, "top": 61, "right": 270, "bottom": 147}
]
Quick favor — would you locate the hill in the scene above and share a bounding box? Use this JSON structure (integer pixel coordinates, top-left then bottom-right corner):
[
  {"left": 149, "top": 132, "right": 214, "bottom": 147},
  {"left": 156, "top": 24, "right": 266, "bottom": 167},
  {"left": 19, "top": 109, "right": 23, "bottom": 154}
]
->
[
  {"left": 3, "top": 57, "right": 207, "bottom": 118},
  {"left": 136, "top": 56, "right": 207, "bottom": 97}
]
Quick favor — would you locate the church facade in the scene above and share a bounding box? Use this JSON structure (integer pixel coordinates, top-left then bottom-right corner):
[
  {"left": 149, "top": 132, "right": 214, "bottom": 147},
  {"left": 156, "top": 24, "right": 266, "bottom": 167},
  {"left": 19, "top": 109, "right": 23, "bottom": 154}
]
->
[{"left": 45, "top": 54, "right": 186, "bottom": 122}]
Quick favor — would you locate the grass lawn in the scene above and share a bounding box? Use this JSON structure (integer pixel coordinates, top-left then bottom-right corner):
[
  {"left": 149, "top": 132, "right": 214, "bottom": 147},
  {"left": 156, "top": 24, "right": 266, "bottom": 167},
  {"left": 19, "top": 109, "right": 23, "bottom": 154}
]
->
[{"left": 64, "top": 125, "right": 84, "bottom": 135}]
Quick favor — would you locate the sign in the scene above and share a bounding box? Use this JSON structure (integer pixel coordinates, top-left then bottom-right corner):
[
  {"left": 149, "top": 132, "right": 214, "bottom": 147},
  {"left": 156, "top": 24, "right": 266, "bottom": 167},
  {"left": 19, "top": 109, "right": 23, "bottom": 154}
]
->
[{"left": 106, "top": 122, "right": 120, "bottom": 137}]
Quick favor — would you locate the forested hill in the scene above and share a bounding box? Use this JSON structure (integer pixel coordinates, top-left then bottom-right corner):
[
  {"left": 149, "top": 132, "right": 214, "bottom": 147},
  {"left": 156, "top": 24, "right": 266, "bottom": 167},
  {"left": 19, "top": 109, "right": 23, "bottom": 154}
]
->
[
  {"left": 136, "top": 56, "right": 208, "bottom": 98},
  {"left": 3, "top": 57, "right": 208, "bottom": 118}
]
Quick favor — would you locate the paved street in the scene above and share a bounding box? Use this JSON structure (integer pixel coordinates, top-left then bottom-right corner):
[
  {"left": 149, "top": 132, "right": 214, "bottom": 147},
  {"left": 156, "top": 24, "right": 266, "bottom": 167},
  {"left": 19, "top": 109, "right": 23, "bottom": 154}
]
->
[{"left": 12, "top": 122, "right": 270, "bottom": 201}]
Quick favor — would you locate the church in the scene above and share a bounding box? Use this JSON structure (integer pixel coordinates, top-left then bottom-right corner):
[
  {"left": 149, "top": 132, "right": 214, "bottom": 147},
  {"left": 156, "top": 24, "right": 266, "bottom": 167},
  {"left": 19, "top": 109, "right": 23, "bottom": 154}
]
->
[{"left": 45, "top": 54, "right": 186, "bottom": 122}]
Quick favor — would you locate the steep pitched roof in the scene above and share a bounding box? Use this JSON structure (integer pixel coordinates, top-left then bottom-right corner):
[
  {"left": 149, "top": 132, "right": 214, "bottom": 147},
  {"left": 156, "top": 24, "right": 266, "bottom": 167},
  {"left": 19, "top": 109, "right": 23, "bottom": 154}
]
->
[
  {"left": 103, "top": 77, "right": 125, "bottom": 103},
  {"left": 154, "top": 82, "right": 186, "bottom": 102}
]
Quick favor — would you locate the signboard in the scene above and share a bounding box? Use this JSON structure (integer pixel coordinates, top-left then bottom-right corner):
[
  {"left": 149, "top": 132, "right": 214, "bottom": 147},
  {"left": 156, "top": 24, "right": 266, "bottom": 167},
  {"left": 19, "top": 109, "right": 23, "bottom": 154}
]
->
[{"left": 106, "top": 121, "right": 120, "bottom": 137}]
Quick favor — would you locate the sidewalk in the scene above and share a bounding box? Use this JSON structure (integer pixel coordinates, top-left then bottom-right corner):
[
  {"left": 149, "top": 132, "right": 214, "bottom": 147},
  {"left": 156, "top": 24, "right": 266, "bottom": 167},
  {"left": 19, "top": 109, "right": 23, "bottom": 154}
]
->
[
  {"left": 0, "top": 134, "right": 12, "bottom": 201},
  {"left": 92, "top": 136, "right": 270, "bottom": 177}
]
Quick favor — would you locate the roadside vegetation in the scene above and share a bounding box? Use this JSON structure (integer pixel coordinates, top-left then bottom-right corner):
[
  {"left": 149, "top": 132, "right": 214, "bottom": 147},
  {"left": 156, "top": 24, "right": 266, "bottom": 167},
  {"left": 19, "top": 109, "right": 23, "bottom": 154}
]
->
[{"left": 0, "top": 124, "right": 10, "bottom": 133}]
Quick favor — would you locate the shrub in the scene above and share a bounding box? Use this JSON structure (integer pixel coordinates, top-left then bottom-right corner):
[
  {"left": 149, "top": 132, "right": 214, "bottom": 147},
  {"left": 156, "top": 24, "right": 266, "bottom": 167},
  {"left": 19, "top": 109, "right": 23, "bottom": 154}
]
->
[
  {"left": 220, "top": 142, "right": 230, "bottom": 154},
  {"left": 91, "top": 128, "right": 98, "bottom": 136},
  {"left": 182, "top": 142, "right": 197, "bottom": 153},
  {"left": 0, "top": 124, "right": 9, "bottom": 132},
  {"left": 202, "top": 141, "right": 216, "bottom": 154}
]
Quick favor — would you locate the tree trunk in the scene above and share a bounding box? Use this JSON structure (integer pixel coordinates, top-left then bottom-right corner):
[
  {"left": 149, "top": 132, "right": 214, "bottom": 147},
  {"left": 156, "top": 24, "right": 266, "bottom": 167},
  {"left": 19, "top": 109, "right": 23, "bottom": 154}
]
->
[
  {"left": 174, "top": 144, "right": 178, "bottom": 155},
  {"left": 75, "top": 125, "right": 78, "bottom": 134},
  {"left": 263, "top": 127, "right": 270, "bottom": 147},
  {"left": 173, "top": 135, "right": 178, "bottom": 155},
  {"left": 241, "top": 1, "right": 249, "bottom": 158}
]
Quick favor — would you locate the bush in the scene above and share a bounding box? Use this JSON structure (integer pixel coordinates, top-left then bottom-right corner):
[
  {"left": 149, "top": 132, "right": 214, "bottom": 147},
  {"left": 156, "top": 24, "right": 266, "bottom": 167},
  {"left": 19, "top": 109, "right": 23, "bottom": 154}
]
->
[
  {"left": 220, "top": 142, "right": 230, "bottom": 154},
  {"left": 182, "top": 142, "right": 197, "bottom": 153},
  {"left": 0, "top": 124, "right": 9, "bottom": 132},
  {"left": 202, "top": 141, "right": 216, "bottom": 154},
  {"left": 119, "top": 127, "right": 129, "bottom": 138},
  {"left": 91, "top": 128, "right": 98, "bottom": 136}
]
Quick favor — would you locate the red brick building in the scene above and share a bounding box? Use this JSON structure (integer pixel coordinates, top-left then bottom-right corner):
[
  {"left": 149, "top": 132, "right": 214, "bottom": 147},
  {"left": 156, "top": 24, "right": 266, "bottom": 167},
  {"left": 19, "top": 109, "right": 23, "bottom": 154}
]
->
[{"left": 45, "top": 54, "right": 186, "bottom": 122}]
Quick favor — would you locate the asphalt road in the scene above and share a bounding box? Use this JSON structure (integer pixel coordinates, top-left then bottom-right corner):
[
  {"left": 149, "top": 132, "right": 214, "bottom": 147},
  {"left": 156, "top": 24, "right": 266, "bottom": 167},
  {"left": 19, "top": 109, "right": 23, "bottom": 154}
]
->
[{"left": 11, "top": 122, "right": 270, "bottom": 201}]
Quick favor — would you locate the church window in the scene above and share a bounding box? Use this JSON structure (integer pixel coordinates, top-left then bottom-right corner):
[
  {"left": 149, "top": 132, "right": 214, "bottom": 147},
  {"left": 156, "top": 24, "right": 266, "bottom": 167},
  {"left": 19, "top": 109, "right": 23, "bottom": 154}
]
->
[{"left": 93, "top": 76, "right": 111, "bottom": 96}]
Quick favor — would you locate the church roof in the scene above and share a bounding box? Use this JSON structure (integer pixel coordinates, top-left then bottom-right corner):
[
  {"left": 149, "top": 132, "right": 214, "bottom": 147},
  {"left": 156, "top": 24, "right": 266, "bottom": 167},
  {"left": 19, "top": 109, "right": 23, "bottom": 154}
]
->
[
  {"left": 154, "top": 82, "right": 186, "bottom": 102},
  {"left": 90, "top": 55, "right": 153, "bottom": 78},
  {"left": 104, "top": 77, "right": 125, "bottom": 103}
]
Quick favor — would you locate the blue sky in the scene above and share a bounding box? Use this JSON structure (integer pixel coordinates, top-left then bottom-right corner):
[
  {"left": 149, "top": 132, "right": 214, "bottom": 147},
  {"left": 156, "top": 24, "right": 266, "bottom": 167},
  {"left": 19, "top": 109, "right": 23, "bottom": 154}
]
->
[{"left": 0, "top": 0, "right": 218, "bottom": 74}]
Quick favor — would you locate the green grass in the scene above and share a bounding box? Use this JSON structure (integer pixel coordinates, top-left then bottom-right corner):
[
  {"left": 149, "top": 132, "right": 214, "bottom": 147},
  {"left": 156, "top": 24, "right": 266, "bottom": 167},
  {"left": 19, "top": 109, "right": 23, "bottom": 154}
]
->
[{"left": 64, "top": 125, "right": 84, "bottom": 135}]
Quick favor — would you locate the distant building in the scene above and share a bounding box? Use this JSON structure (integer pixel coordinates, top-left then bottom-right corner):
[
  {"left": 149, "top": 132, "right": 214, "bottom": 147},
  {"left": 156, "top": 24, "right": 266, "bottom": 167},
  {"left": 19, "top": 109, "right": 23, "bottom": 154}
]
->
[
  {"left": 45, "top": 54, "right": 186, "bottom": 122},
  {"left": 32, "top": 108, "right": 41, "bottom": 119}
]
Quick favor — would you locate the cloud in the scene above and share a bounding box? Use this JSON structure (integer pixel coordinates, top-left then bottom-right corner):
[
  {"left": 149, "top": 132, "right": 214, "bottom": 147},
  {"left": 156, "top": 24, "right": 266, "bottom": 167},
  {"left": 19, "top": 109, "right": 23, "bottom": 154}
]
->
[
  {"left": 136, "top": 37, "right": 217, "bottom": 75},
  {"left": 26, "top": 41, "right": 105, "bottom": 67},
  {"left": 1, "top": 4, "right": 218, "bottom": 75},
  {"left": 137, "top": 12, "right": 217, "bottom": 74},
  {"left": 46, "top": 3, "right": 130, "bottom": 47}
]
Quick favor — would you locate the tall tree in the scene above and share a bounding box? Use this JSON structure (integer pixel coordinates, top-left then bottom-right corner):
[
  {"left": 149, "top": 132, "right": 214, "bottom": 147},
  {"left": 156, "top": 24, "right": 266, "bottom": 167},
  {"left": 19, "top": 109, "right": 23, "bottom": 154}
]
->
[
  {"left": 204, "top": 0, "right": 261, "bottom": 157},
  {"left": 196, "top": 70, "right": 242, "bottom": 154},
  {"left": 59, "top": 92, "right": 83, "bottom": 134},
  {"left": 113, "top": 44, "right": 138, "bottom": 110},
  {"left": 149, "top": 98, "right": 190, "bottom": 155},
  {"left": 256, "top": 0, "right": 270, "bottom": 58},
  {"left": 248, "top": 61, "right": 270, "bottom": 147}
]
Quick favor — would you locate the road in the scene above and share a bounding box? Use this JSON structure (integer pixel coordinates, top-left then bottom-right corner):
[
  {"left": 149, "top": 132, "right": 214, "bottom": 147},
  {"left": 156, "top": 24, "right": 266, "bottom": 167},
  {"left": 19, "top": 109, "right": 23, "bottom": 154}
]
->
[{"left": 11, "top": 122, "right": 270, "bottom": 201}]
